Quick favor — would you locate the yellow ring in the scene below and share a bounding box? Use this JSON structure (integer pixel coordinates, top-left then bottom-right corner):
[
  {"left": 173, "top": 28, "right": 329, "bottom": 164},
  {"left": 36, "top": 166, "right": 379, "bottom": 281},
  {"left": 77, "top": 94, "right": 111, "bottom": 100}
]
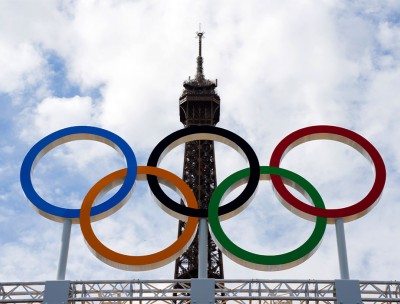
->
[{"left": 80, "top": 166, "right": 199, "bottom": 271}]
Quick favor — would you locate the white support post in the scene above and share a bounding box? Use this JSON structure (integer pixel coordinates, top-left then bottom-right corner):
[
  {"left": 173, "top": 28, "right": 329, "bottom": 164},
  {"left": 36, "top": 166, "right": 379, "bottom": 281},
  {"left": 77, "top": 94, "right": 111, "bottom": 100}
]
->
[
  {"left": 57, "top": 219, "right": 72, "bottom": 280},
  {"left": 335, "top": 218, "right": 350, "bottom": 279},
  {"left": 198, "top": 218, "right": 208, "bottom": 279}
]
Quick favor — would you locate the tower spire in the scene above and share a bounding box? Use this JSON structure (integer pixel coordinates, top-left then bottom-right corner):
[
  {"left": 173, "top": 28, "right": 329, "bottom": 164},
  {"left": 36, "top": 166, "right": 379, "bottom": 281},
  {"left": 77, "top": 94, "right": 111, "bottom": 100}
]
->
[
  {"left": 180, "top": 28, "right": 220, "bottom": 126},
  {"left": 196, "top": 30, "right": 205, "bottom": 81}
]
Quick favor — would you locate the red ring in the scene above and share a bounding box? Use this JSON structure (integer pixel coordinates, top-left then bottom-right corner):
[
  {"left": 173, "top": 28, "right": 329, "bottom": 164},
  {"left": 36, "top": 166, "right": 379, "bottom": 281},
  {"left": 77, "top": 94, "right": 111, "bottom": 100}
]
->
[{"left": 269, "top": 125, "right": 386, "bottom": 223}]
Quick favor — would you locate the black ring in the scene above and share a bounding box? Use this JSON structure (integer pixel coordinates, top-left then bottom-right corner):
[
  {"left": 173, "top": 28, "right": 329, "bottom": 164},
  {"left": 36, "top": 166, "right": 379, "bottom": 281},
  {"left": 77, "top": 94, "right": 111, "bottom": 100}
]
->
[{"left": 147, "top": 125, "right": 260, "bottom": 218}]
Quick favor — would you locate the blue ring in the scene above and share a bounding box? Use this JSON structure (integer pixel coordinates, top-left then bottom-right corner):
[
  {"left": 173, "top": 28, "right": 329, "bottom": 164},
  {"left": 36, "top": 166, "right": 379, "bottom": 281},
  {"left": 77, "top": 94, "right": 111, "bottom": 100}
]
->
[{"left": 20, "top": 126, "right": 137, "bottom": 222}]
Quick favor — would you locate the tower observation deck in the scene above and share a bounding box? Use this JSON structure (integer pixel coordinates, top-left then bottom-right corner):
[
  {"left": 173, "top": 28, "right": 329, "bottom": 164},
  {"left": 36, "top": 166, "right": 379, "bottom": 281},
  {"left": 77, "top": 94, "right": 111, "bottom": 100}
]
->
[{"left": 174, "top": 31, "right": 224, "bottom": 279}]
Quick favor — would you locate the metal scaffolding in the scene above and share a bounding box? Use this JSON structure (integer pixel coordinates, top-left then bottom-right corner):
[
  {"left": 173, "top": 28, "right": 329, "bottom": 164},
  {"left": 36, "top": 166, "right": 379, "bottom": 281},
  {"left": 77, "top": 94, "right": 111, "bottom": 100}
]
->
[{"left": 2, "top": 279, "right": 400, "bottom": 303}]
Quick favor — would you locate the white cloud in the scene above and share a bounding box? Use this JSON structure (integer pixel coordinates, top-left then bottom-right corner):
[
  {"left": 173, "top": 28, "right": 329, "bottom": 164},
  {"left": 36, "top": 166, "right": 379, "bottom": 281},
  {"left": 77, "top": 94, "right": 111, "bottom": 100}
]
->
[
  {"left": 20, "top": 96, "right": 97, "bottom": 142},
  {"left": 1, "top": 0, "right": 400, "bottom": 284},
  {"left": 0, "top": 43, "right": 44, "bottom": 93},
  {"left": 0, "top": 1, "right": 70, "bottom": 95},
  {"left": 0, "top": 145, "right": 15, "bottom": 154}
]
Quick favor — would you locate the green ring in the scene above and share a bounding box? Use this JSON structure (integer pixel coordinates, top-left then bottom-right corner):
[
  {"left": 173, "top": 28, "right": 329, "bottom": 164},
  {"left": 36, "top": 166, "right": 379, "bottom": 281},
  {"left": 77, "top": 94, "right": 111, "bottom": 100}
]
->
[{"left": 208, "top": 166, "right": 327, "bottom": 271}]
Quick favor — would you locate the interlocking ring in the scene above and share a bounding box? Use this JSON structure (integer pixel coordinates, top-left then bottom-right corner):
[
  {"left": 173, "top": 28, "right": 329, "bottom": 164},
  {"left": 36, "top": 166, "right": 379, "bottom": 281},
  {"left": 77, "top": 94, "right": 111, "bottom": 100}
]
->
[
  {"left": 269, "top": 125, "right": 386, "bottom": 223},
  {"left": 80, "top": 166, "right": 198, "bottom": 271},
  {"left": 20, "top": 126, "right": 137, "bottom": 223},
  {"left": 208, "top": 166, "right": 327, "bottom": 271},
  {"left": 147, "top": 125, "right": 260, "bottom": 220},
  {"left": 20, "top": 124, "right": 386, "bottom": 271}
]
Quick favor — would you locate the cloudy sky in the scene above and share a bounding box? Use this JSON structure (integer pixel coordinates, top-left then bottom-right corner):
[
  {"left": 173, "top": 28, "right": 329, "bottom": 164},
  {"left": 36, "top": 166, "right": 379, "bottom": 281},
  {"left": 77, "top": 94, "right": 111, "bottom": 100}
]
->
[{"left": 1, "top": 0, "right": 400, "bottom": 282}]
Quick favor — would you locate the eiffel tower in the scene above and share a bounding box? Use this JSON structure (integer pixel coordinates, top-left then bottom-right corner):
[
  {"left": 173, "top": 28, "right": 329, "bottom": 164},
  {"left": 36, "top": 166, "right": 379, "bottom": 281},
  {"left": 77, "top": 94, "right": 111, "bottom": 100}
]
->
[{"left": 174, "top": 31, "right": 224, "bottom": 279}]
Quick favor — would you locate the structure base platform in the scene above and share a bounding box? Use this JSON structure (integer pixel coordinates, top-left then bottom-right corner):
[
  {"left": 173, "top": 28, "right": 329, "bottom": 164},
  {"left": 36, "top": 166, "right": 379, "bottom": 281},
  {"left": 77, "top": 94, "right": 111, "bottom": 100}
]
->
[{"left": 1, "top": 279, "right": 400, "bottom": 303}]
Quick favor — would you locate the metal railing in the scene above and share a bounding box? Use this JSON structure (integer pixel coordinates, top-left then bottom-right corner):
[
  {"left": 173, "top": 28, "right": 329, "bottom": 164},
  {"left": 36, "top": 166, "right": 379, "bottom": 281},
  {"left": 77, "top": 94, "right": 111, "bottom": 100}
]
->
[{"left": 1, "top": 279, "right": 400, "bottom": 303}]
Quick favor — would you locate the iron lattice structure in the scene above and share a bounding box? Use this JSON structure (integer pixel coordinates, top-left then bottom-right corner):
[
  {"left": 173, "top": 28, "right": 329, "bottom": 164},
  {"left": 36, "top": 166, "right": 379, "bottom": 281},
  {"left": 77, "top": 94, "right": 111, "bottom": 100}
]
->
[
  {"left": 174, "top": 31, "right": 224, "bottom": 279},
  {"left": 3, "top": 279, "right": 400, "bottom": 303}
]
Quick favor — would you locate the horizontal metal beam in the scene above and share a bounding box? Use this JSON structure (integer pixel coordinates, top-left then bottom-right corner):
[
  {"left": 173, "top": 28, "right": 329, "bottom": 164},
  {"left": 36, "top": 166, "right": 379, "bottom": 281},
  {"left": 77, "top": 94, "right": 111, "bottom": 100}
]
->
[{"left": 1, "top": 279, "right": 400, "bottom": 303}]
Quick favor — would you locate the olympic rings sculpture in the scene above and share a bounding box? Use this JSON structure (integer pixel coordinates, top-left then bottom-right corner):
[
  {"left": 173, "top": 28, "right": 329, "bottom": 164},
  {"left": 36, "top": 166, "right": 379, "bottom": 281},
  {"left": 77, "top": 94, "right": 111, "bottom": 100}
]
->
[{"left": 20, "top": 125, "right": 386, "bottom": 271}]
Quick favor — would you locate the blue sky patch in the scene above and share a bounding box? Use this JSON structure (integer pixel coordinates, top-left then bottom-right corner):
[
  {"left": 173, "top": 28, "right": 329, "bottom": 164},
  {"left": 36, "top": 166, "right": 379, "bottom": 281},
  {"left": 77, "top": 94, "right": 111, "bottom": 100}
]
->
[{"left": 45, "top": 51, "right": 81, "bottom": 98}]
